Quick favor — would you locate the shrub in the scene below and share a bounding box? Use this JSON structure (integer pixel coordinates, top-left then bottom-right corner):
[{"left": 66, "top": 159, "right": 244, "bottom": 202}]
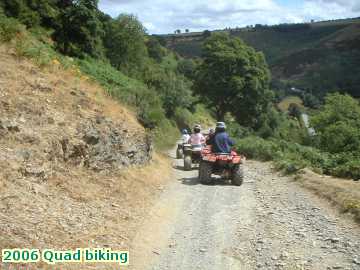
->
[
  {"left": 173, "top": 107, "right": 194, "bottom": 129},
  {"left": 235, "top": 136, "right": 280, "bottom": 161},
  {"left": 77, "top": 58, "right": 166, "bottom": 129},
  {"left": 153, "top": 119, "right": 180, "bottom": 150},
  {"left": 331, "top": 154, "right": 360, "bottom": 179},
  {"left": 235, "top": 136, "right": 334, "bottom": 175},
  {"left": 0, "top": 14, "right": 24, "bottom": 42},
  {"left": 173, "top": 104, "right": 214, "bottom": 130},
  {"left": 311, "top": 94, "right": 360, "bottom": 155}
]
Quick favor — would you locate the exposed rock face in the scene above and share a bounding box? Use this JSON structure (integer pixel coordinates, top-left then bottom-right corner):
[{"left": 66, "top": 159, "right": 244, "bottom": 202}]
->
[
  {"left": 0, "top": 49, "right": 152, "bottom": 182},
  {"left": 53, "top": 119, "right": 153, "bottom": 171},
  {"left": 0, "top": 103, "right": 152, "bottom": 176}
]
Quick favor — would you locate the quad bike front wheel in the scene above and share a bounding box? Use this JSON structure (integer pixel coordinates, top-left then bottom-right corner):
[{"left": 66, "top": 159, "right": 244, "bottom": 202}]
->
[
  {"left": 184, "top": 155, "right": 192, "bottom": 171},
  {"left": 199, "top": 161, "right": 212, "bottom": 184},
  {"left": 232, "top": 165, "right": 244, "bottom": 186},
  {"left": 176, "top": 148, "right": 184, "bottom": 159}
]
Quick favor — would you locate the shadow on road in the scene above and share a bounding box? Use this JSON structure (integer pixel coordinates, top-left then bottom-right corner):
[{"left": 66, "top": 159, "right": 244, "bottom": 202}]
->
[
  {"left": 173, "top": 165, "right": 185, "bottom": 170},
  {"left": 210, "top": 178, "right": 233, "bottom": 186},
  {"left": 180, "top": 177, "right": 200, "bottom": 185},
  {"left": 180, "top": 176, "right": 233, "bottom": 186},
  {"left": 173, "top": 164, "right": 199, "bottom": 172}
]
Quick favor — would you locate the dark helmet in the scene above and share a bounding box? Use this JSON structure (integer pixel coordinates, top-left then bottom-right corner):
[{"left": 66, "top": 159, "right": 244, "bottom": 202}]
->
[
  {"left": 182, "top": 129, "right": 188, "bottom": 135},
  {"left": 193, "top": 124, "right": 201, "bottom": 133}
]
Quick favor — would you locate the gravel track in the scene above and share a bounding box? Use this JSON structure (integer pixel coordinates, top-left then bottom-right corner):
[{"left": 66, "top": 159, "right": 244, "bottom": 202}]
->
[{"left": 130, "top": 151, "right": 360, "bottom": 270}]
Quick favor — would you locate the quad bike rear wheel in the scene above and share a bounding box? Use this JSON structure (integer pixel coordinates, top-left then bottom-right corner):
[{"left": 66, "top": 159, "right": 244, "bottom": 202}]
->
[
  {"left": 176, "top": 148, "right": 184, "bottom": 159},
  {"left": 232, "top": 165, "right": 244, "bottom": 186},
  {"left": 199, "top": 161, "right": 212, "bottom": 184},
  {"left": 184, "top": 155, "right": 192, "bottom": 171}
]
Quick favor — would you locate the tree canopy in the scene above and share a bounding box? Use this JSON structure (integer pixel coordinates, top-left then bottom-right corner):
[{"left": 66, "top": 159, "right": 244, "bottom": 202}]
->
[
  {"left": 194, "top": 32, "right": 272, "bottom": 127},
  {"left": 53, "top": 0, "right": 104, "bottom": 58},
  {"left": 104, "top": 14, "right": 148, "bottom": 75},
  {"left": 311, "top": 93, "right": 360, "bottom": 154}
]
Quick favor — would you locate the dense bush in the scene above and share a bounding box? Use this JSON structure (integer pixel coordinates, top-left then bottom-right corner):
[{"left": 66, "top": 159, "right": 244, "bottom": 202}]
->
[
  {"left": 173, "top": 105, "right": 215, "bottom": 130},
  {"left": 235, "top": 136, "right": 334, "bottom": 175},
  {"left": 0, "top": 12, "right": 24, "bottom": 42},
  {"left": 308, "top": 93, "right": 360, "bottom": 179},
  {"left": 177, "top": 58, "right": 197, "bottom": 79},
  {"left": 312, "top": 93, "right": 360, "bottom": 153},
  {"left": 235, "top": 136, "right": 280, "bottom": 161},
  {"left": 146, "top": 36, "right": 166, "bottom": 62},
  {"left": 143, "top": 60, "right": 194, "bottom": 118},
  {"left": 77, "top": 58, "right": 166, "bottom": 128}
]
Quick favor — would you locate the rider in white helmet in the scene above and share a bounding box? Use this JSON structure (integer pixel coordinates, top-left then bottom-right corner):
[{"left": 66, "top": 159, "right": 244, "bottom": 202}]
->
[{"left": 181, "top": 129, "right": 191, "bottom": 143}]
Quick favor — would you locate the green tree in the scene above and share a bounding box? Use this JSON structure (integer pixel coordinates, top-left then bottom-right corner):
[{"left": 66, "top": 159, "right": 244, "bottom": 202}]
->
[
  {"left": 311, "top": 93, "right": 360, "bottom": 153},
  {"left": 146, "top": 36, "right": 166, "bottom": 62},
  {"left": 1, "top": 0, "right": 40, "bottom": 28},
  {"left": 194, "top": 32, "right": 272, "bottom": 127},
  {"left": 202, "top": 30, "right": 211, "bottom": 38},
  {"left": 177, "top": 58, "right": 196, "bottom": 79},
  {"left": 288, "top": 103, "right": 302, "bottom": 119},
  {"left": 53, "top": 0, "right": 104, "bottom": 58},
  {"left": 104, "top": 14, "right": 148, "bottom": 75},
  {"left": 143, "top": 64, "right": 194, "bottom": 117}
]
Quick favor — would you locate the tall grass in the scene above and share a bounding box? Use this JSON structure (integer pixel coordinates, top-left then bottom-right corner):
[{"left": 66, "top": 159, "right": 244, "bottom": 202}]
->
[{"left": 235, "top": 136, "right": 360, "bottom": 179}]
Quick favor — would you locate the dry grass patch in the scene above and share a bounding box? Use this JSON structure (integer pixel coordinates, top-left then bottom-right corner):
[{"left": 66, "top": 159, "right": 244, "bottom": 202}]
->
[
  {"left": 295, "top": 169, "right": 360, "bottom": 223},
  {"left": 278, "top": 96, "right": 304, "bottom": 112}
]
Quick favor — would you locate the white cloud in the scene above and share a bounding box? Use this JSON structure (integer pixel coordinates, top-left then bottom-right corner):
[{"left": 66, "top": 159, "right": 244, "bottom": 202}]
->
[
  {"left": 303, "top": 0, "right": 360, "bottom": 20},
  {"left": 98, "top": 0, "right": 360, "bottom": 34}
]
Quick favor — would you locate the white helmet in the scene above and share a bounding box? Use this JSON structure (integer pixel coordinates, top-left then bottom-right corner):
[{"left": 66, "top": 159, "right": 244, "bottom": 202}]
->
[{"left": 216, "top": 122, "right": 226, "bottom": 129}]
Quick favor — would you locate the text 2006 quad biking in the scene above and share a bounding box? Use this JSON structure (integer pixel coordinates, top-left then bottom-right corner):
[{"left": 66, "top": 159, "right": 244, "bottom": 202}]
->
[{"left": 199, "top": 146, "right": 245, "bottom": 186}]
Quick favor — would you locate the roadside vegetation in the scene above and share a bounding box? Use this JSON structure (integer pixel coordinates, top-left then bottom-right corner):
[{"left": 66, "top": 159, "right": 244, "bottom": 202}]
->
[{"left": 232, "top": 93, "right": 360, "bottom": 180}]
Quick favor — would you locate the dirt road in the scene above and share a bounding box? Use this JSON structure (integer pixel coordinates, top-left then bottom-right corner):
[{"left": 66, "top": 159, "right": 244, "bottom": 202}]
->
[{"left": 130, "top": 151, "right": 360, "bottom": 270}]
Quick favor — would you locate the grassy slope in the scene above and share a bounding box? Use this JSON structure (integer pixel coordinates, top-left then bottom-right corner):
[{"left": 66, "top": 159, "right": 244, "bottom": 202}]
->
[{"left": 165, "top": 18, "right": 360, "bottom": 97}]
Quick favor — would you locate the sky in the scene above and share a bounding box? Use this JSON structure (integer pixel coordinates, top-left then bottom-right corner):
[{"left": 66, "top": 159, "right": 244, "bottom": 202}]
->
[{"left": 98, "top": 0, "right": 360, "bottom": 34}]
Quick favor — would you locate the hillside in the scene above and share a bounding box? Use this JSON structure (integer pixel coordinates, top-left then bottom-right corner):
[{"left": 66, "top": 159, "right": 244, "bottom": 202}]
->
[
  {"left": 163, "top": 18, "right": 360, "bottom": 97},
  {"left": 0, "top": 46, "right": 172, "bottom": 269}
]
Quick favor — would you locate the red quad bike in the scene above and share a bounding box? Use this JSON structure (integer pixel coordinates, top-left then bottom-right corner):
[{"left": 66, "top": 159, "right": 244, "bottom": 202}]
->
[{"left": 199, "top": 146, "right": 245, "bottom": 186}]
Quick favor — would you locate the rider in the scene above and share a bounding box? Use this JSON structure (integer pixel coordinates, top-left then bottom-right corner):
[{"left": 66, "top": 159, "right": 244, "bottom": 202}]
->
[
  {"left": 209, "top": 122, "right": 234, "bottom": 153},
  {"left": 181, "top": 129, "right": 190, "bottom": 144},
  {"left": 188, "top": 124, "right": 205, "bottom": 145}
]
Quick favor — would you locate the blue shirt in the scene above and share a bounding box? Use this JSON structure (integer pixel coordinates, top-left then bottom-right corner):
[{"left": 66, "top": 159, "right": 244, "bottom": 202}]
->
[{"left": 211, "top": 132, "right": 234, "bottom": 153}]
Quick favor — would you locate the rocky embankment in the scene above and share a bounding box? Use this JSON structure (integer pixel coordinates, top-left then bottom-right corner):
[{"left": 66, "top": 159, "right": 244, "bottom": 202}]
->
[{"left": 0, "top": 65, "right": 152, "bottom": 180}]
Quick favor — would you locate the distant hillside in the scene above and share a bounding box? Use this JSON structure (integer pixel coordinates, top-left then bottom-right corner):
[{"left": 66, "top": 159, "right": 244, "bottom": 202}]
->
[{"left": 162, "top": 18, "right": 360, "bottom": 97}]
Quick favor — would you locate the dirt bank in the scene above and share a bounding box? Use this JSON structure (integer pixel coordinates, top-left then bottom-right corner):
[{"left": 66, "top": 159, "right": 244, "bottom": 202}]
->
[{"left": 0, "top": 47, "right": 172, "bottom": 270}]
